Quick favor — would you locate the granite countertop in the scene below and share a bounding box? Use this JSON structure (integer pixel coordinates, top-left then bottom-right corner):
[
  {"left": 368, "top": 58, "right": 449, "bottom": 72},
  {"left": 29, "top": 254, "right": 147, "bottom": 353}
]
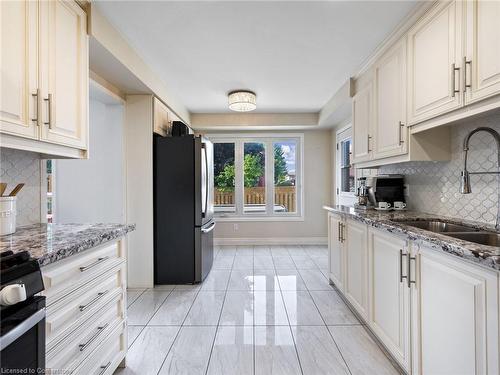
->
[
  {"left": 0, "top": 223, "right": 136, "bottom": 267},
  {"left": 323, "top": 205, "right": 500, "bottom": 271}
]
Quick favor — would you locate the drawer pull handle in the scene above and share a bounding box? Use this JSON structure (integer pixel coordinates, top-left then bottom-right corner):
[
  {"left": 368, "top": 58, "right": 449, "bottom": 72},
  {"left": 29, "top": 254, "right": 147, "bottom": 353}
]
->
[
  {"left": 399, "top": 250, "right": 408, "bottom": 283},
  {"left": 98, "top": 361, "right": 112, "bottom": 375},
  {"left": 79, "top": 290, "right": 108, "bottom": 312},
  {"left": 79, "top": 323, "right": 109, "bottom": 352},
  {"left": 80, "top": 256, "right": 110, "bottom": 272}
]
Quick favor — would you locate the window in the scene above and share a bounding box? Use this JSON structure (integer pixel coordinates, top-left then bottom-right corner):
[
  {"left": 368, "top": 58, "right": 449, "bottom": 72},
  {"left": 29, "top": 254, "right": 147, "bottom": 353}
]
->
[
  {"left": 336, "top": 126, "right": 356, "bottom": 206},
  {"left": 211, "top": 134, "right": 303, "bottom": 220}
]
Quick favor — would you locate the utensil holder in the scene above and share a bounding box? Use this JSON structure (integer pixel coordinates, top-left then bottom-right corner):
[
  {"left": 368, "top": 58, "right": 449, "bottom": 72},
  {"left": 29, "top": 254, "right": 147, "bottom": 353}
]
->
[{"left": 0, "top": 196, "right": 17, "bottom": 235}]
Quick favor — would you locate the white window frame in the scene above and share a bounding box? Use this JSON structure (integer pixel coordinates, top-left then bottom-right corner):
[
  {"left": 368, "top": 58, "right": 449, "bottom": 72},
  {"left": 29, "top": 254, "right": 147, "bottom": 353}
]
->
[
  {"left": 336, "top": 125, "right": 357, "bottom": 206},
  {"left": 209, "top": 133, "right": 304, "bottom": 222}
]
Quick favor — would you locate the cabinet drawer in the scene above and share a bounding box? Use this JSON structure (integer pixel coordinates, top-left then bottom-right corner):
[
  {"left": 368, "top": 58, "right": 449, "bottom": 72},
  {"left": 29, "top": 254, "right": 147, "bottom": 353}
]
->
[
  {"left": 73, "top": 321, "right": 126, "bottom": 375},
  {"left": 42, "top": 241, "right": 123, "bottom": 303},
  {"left": 47, "top": 299, "right": 124, "bottom": 373},
  {"left": 46, "top": 265, "right": 125, "bottom": 347}
]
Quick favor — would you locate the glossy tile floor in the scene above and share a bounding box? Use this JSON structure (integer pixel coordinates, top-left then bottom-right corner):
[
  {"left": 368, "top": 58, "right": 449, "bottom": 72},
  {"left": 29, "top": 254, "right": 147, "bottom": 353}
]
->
[{"left": 118, "top": 245, "right": 399, "bottom": 375}]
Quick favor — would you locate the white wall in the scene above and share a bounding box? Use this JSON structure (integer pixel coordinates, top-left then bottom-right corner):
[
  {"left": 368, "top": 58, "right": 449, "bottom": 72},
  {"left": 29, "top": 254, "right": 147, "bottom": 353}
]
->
[
  {"left": 55, "top": 98, "right": 125, "bottom": 223},
  {"left": 210, "top": 130, "right": 332, "bottom": 244}
]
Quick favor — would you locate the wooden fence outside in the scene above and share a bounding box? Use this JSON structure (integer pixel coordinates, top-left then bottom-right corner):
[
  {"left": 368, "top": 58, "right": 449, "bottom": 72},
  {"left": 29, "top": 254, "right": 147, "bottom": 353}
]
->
[{"left": 215, "top": 186, "right": 296, "bottom": 212}]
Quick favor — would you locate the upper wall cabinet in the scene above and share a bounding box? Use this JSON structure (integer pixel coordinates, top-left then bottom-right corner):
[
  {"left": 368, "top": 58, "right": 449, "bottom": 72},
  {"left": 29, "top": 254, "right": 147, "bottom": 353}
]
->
[
  {"left": 464, "top": 0, "right": 500, "bottom": 104},
  {"left": 373, "top": 38, "right": 408, "bottom": 159},
  {"left": 352, "top": 83, "right": 373, "bottom": 163},
  {"left": 0, "top": 0, "right": 88, "bottom": 158},
  {"left": 407, "top": 1, "right": 463, "bottom": 125},
  {"left": 0, "top": 1, "right": 39, "bottom": 139}
]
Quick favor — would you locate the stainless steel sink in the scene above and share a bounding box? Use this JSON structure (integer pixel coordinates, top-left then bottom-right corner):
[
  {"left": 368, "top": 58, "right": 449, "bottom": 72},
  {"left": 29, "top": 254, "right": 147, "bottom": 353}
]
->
[
  {"left": 392, "top": 220, "right": 480, "bottom": 233},
  {"left": 446, "top": 232, "right": 500, "bottom": 247}
]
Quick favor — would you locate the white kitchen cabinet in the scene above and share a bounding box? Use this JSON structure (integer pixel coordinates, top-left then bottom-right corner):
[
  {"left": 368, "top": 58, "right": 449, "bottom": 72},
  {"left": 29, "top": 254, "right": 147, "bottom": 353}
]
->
[
  {"left": 0, "top": 0, "right": 88, "bottom": 158},
  {"left": 328, "top": 213, "right": 345, "bottom": 292},
  {"left": 464, "top": 0, "right": 500, "bottom": 105},
  {"left": 373, "top": 38, "right": 408, "bottom": 159},
  {"left": 411, "top": 244, "right": 499, "bottom": 375},
  {"left": 368, "top": 229, "right": 410, "bottom": 372},
  {"left": 153, "top": 97, "right": 172, "bottom": 137},
  {"left": 352, "top": 83, "right": 373, "bottom": 163},
  {"left": 407, "top": 1, "right": 463, "bottom": 125},
  {"left": 39, "top": 0, "right": 88, "bottom": 148},
  {"left": 0, "top": 0, "right": 39, "bottom": 139},
  {"left": 343, "top": 219, "right": 369, "bottom": 319}
]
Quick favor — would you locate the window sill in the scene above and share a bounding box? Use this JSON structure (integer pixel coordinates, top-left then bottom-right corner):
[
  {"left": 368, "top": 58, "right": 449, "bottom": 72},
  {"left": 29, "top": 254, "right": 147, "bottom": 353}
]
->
[{"left": 215, "top": 215, "right": 304, "bottom": 222}]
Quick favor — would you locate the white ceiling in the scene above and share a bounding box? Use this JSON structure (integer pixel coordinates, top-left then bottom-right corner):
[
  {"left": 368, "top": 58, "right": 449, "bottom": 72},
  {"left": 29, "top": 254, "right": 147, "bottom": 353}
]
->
[{"left": 95, "top": 1, "right": 418, "bottom": 114}]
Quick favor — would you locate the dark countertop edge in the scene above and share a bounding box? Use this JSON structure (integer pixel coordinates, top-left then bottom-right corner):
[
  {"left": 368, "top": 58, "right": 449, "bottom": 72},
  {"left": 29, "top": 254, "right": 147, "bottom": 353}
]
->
[
  {"left": 37, "top": 224, "right": 136, "bottom": 267},
  {"left": 323, "top": 205, "right": 500, "bottom": 272}
]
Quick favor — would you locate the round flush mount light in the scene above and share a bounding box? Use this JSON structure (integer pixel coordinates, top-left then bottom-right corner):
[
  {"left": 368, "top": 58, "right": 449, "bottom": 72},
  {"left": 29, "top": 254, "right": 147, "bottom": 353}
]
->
[{"left": 228, "top": 90, "right": 257, "bottom": 112}]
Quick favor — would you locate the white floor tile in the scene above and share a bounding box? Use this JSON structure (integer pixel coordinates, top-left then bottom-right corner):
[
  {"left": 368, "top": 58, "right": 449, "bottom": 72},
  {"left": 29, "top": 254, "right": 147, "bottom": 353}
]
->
[
  {"left": 117, "top": 326, "right": 179, "bottom": 375},
  {"left": 291, "top": 255, "right": 319, "bottom": 270},
  {"left": 328, "top": 325, "right": 399, "bottom": 375},
  {"left": 219, "top": 291, "right": 254, "bottom": 326},
  {"left": 152, "top": 285, "right": 176, "bottom": 290},
  {"left": 253, "top": 255, "right": 275, "bottom": 269},
  {"left": 232, "top": 255, "right": 253, "bottom": 269},
  {"left": 159, "top": 326, "right": 217, "bottom": 375},
  {"left": 127, "top": 325, "right": 144, "bottom": 348},
  {"left": 291, "top": 325, "right": 350, "bottom": 375},
  {"left": 173, "top": 283, "right": 202, "bottom": 291},
  {"left": 149, "top": 290, "right": 198, "bottom": 325},
  {"left": 310, "top": 290, "right": 359, "bottom": 325},
  {"left": 236, "top": 245, "right": 254, "bottom": 256},
  {"left": 273, "top": 255, "right": 296, "bottom": 269},
  {"left": 270, "top": 246, "right": 289, "bottom": 257},
  {"left": 206, "top": 326, "right": 254, "bottom": 375},
  {"left": 200, "top": 270, "right": 231, "bottom": 291},
  {"left": 281, "top": 291, "right": 324, "bottom": 325},
  {"left": 276, "top": 269, "right": 308, "bottom": 291},
  {"left": 218, "top": 246, "right": 237, "bottom": 256},
  {"left": 227, "top": 269, "right": 254, "bottom": 291},
  {"left": 254, "top": 291, "right": 289, "bottom": 326},
  {"left": 298, "top": 269, "right": 332, "bottom": 291},
  {"left": 126, "top": 289, "right": 145, "bottom": 307},
  {"left": 254, "top": 326, "right": 302, "bottom": 375},
  {"left": 286, "top": 245, "right": 308, "bottom": 256},
  {"left": 127, "top": 290, "right": 171, "bottom": 325},
  {"left": 253, "top": 245, "right": 271, "bottom": 255},
  {"left": 253, "top": 269, "right": 280, "bottom": 291},
  {"left": 184, "top": 291, "right": 225, "bottom": 325},
  {"left": 212, "top": 255, "right": 235, "bottom": 270}
]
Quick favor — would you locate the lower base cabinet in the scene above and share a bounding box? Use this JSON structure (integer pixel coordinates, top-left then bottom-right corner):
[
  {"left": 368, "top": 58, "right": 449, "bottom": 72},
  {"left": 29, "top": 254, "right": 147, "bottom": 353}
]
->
[{"left": 328, "top": 217, "right": 499, "bottom": 375}]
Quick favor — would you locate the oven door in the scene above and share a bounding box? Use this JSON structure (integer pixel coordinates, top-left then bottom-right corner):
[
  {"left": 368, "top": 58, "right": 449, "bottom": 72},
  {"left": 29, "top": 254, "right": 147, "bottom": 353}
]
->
[{"left": 0, "top": 296, "right": 46, "bottom": 371}]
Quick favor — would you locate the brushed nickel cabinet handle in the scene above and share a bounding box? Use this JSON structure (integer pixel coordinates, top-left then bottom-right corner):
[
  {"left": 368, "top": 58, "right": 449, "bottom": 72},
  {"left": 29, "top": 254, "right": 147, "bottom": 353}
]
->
[
  {"left": 338, "top": 222, "right": 341, "bottom": 243},
  {"left": 451, "top": 64, "right": 460, "bottom": 97},
  {"left": 464, "top": 57, "right": 472, "bottom": 90},
  {"left": 98, "top": 362, "right": 112, "bottom": 375},
  {"left": 398, "top": 121, "right": 405, "bottom": 145},
  {"left": 367, "top": 135, "right": 372, "bottom": 152},
  {"left": 43, "top": 93, "right": 52, "bottom": 129},
  {"left": 79, "top": 256, "right": 109, "bottom": 272},
  {"left": 340, "top": 223, "right": 346, "bottom": 243},
  {"left": 79, "top": 323, "right": 109, "bottom": 352},
  {"left": 407, "top": 255, "right": 416, "bottom": 288},
  {"left": 79, "top": 290, "right": 108, "bottom": 312},
  {"left": 399, "top": 250, "right": 407, "bottom": 283},
  {"left": 31, "top": 89, "right": 40, "bottom": 124}
]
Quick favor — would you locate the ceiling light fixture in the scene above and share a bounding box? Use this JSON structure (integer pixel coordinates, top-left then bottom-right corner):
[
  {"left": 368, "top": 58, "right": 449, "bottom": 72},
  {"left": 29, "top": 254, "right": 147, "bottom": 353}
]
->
[{"left": 228, "top": 90, "right": 257, "bottom": 112}]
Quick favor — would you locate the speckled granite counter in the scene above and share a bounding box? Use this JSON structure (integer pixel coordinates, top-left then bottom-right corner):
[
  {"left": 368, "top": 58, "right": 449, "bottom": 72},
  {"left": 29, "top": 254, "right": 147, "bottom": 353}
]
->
[
  {"left": 323, "top": 205, "right": 500, "bottom": 271},
  {"left": 0, "top": 223, "right": 135, "bottom": 267}
]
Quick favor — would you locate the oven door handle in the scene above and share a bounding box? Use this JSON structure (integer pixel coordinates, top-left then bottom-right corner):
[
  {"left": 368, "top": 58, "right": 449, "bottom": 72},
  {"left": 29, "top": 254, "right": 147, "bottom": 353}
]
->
[{"left": 0, "top": 308, "right": 45, "bottom": 351}]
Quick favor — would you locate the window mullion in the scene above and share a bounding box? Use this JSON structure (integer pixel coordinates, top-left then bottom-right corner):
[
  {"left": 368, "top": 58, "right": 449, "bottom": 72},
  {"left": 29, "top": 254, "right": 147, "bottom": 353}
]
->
[
  {"left": 235, "top": 140, "right": 244, "bottom": 216},
  {"left": 265, "top": 140, "right": 274, "bottom": 216}
]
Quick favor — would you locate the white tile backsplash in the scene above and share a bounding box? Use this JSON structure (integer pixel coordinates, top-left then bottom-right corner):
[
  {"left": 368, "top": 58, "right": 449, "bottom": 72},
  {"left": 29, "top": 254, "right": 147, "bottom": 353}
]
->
[
  {"left": 0, "top": 148, "right": 41, "bottom": 226},
  {"left": 379, "top": 113, "right": 500, "bottom": 225}
]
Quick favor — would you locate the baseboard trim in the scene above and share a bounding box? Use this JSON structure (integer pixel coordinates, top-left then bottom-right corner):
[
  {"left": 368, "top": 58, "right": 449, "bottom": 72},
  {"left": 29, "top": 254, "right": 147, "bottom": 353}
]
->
[{"left": 214, "top": 237, "right": 328, "bottom": 246}]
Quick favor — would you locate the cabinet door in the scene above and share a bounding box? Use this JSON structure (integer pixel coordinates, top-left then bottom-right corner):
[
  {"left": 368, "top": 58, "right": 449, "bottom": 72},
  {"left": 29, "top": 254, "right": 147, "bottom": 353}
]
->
[
  {"left": 0, "top": 1, "right": 39, "bottom": 139},
  {"left": 352, "top": 84, "right": 373, "bottom": 163},
  {"left": 153, "top": 98, "right": 171, "bottom": 137},
  {"left": 344, "top": 219, "right": 368, "bottom": 319},
  {"left": 407, "top": 1, "right": 463, "bottom": 125},
  {"left": 368, "top": 229, "right": 410, "bottom": 371},
  {"left": 328, "top": 214, "right": 344, "bottom": 292},
  {"left": 412, "top": 245, "right": 499, "bottom": 375},
  {"left": 373, "top": 39, "right": 408, "bottom": 159},
  {"left": 464, "top": 0, "right": 500, "bottom": 104},
  {"left": 39, "top": 0, "right": 88, "bottom": 149}
]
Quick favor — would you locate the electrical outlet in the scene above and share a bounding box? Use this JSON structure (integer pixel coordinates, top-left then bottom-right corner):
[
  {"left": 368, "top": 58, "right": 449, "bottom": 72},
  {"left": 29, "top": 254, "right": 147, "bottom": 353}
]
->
[
  {"left": 404, "top": 184, "right": 410, "bottom": 197},
  {"left": 233, "top": 223, "right": 239, "bottom": 231}
]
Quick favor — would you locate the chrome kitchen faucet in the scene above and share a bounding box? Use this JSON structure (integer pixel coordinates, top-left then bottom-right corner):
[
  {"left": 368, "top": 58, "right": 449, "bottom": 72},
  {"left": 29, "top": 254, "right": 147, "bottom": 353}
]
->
[{"left": 459, "top": 127, "right": 500, "bottom": 229}]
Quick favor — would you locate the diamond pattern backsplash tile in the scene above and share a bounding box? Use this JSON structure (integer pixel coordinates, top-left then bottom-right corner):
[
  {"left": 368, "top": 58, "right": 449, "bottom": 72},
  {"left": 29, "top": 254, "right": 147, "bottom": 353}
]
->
[
  {"left": 0, "top": 148, "right": 41, "bottom": 226},
  {"left": 380, "top": 113, "right": 500, "bottom": 225}
]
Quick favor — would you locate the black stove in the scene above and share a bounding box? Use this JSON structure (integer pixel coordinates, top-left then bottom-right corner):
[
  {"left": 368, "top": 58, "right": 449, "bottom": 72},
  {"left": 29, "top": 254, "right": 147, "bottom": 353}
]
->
[{"left": 0, "top": 250, "right": 46, "bottom": 372}]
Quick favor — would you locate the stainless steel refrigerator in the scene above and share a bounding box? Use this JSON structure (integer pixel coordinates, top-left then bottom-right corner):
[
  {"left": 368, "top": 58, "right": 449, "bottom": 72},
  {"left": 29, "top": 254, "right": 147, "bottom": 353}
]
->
[{"left": 154, "top": 134, "right": 215, "bottom": 284}]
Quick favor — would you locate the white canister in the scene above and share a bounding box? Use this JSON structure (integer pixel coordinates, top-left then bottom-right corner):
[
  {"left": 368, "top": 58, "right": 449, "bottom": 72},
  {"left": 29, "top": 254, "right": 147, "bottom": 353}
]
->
[{"left": 0, "top": 196, "right": 17, "bottom": 235}]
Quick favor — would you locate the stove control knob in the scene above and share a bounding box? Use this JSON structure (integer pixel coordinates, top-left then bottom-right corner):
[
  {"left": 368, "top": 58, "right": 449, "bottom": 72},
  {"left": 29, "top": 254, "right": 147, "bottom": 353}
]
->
[{"left": 0, "top": 284, "right": 27, "bottom": 306}]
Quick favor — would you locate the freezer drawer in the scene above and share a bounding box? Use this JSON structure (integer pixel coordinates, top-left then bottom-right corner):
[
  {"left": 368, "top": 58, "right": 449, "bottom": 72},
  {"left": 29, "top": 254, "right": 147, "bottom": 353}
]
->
[{"left": 195, "top": 221, "right": 215, "bottom": 283}]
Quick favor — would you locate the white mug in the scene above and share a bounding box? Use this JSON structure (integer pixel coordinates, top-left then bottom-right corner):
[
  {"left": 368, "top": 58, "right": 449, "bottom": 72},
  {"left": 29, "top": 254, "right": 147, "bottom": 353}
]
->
[
  {"left": 378, "top": 201, "right": 391, "bottom": 209},
  {"left": 394, "top": 201, "right": 407, "bottom": 209}
]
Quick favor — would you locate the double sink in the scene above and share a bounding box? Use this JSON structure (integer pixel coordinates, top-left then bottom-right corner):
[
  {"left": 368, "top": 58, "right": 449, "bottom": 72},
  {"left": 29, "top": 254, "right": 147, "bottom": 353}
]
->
[{"left": 391, "top": 220, "right": 500, "bottom": 247}]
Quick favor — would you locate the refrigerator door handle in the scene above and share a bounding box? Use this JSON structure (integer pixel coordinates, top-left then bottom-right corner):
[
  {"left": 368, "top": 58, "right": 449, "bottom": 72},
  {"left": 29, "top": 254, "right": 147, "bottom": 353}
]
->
[
  {"left": 202, "top": 142, "right": 209, "bottom": 218},
  {"left": 201, "top": 221, "right": 216, "bottom": 233}
]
